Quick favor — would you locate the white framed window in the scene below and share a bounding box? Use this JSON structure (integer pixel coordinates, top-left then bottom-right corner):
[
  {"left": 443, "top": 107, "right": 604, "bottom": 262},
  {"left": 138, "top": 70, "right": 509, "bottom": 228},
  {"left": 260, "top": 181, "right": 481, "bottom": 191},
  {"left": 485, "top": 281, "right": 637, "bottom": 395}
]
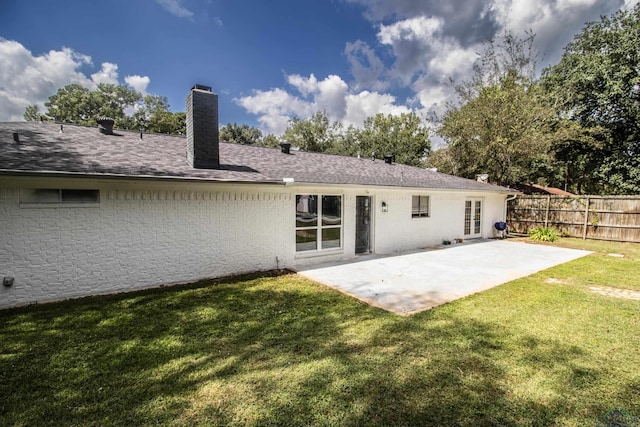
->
[
  {"left": 20, "top": 189, "right": 100, "bottom": 207},
  {"left": 412, "top": 195, "right": 430, "bottom": 218},
  {"left": 296, "top": 194, "right": 342, "bottom": 252}
]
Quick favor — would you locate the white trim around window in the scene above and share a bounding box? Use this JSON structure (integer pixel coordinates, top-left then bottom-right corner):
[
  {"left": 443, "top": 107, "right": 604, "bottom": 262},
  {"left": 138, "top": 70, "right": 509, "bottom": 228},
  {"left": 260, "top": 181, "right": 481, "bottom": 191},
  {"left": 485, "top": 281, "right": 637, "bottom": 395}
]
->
[
  {"left": 295, "top": 194, "right": 343, "bottom": 252},
  {"left": 411, "top": 195, "right": 430, "bottom": 218}
]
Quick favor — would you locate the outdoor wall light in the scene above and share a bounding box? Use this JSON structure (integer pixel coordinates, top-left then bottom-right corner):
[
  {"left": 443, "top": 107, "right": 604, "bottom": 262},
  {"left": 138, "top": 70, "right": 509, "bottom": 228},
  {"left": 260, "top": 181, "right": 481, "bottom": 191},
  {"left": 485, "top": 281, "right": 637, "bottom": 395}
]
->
[{"left": 381, "top": 201, "right": 388, "bottom": 212}]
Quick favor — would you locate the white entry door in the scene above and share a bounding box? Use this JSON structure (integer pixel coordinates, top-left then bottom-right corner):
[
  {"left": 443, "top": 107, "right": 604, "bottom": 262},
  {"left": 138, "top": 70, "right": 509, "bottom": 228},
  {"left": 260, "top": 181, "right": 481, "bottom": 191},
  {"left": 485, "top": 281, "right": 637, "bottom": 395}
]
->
[{"left": 464, "top": 199, "right": 482, "bottom": 238}]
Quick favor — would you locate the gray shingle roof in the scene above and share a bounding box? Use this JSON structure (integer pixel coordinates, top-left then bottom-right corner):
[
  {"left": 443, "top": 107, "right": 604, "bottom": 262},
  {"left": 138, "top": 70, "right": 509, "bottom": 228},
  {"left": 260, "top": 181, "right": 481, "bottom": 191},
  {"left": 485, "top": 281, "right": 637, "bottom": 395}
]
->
[{"left": 0, "top": 122, "right": 513, "bottom": 192}]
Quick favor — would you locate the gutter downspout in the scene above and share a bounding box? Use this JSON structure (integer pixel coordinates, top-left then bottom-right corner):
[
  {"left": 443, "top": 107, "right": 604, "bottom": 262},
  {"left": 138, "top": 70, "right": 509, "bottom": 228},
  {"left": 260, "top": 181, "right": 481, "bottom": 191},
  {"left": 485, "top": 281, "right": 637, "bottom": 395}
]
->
[{"left": 504, "top": 194, "right": 517, "bottom": 223}]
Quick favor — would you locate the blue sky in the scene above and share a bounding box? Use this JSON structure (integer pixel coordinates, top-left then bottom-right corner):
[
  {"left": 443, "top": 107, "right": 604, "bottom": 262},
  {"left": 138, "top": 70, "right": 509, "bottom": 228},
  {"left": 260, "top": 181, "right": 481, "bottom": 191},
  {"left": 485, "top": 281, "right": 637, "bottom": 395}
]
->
[{"left": 0, "top": 0, "right": 636, "bottom": 136}]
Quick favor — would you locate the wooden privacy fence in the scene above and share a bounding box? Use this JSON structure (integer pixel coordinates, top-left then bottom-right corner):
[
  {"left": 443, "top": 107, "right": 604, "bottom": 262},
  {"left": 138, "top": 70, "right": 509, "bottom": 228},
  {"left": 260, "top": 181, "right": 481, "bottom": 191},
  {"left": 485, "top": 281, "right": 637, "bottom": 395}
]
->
[{"left": 507, "top": 195, "right": 640, "bottom": 243}]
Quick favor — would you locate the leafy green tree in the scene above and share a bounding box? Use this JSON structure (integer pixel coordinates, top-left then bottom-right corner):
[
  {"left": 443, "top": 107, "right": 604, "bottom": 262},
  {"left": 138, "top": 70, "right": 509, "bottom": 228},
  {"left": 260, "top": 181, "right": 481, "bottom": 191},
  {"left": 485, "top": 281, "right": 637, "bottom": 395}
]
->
[
  {"left": 258, "top": 134, "right": 281, "bottom": 148},
  {"left": 543, "top": 5, "right": 640, "bottom": 194},
  {"left": 357, "top": 113, "right": 430, "bottom": 167},
  {"left": 44, "top": 83, "right": 141, "bottom": 127},
  {"left": 435, "top": 33, "right": 558, "bottom": 185},
  {"left": 45, "top": 84, "right": 99, "bottom": 125},
  {"left": 220, "top": 122, "right": 262, "bottom": 144},
  {"left": 423, "top": 146, "right": 462, "bottom": 175},
  {"left": 439, "top": 73, "right": 556, "bottom": 185},
  {"left": 23, "top": 104, "right": 41, "bottom": 121},
  {"left": 130, "top": 95, "right": 185, "bottom": 134},
  {"left": 548, "top": 121, "right": 611, "bottom": 194},
  {"left": 282, "top": 111, "right": 344, "bottom": 153},
  {"left": 336, "top": 125, "right": 362, "bottom": 157},
  {"left": 93, "top": 84, "right": 141, "bottom": 121},
  {"left": 41, "top": 85, "right": 185, "bottom": 135}
]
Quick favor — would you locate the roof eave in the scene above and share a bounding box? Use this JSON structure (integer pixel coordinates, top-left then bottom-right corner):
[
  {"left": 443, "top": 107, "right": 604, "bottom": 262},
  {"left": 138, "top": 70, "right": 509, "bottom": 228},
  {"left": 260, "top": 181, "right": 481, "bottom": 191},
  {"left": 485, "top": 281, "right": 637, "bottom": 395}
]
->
[{"left": 0, "top": 170, "right": 286, "bottom": 185}]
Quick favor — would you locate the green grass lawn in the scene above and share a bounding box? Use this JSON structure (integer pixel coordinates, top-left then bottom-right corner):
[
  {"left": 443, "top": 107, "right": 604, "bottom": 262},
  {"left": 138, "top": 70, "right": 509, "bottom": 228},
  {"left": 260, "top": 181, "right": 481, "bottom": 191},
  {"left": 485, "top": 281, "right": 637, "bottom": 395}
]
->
[{"left": 1, "top": 239, "right": 639, "bottom": 426}]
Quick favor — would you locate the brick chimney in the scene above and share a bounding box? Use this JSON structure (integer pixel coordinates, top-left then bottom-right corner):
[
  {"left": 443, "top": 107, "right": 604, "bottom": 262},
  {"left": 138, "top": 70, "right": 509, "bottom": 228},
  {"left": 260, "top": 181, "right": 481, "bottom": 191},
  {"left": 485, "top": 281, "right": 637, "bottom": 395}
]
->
[{"left": 186, "top": 84, "right": 219, "bottom": 168}]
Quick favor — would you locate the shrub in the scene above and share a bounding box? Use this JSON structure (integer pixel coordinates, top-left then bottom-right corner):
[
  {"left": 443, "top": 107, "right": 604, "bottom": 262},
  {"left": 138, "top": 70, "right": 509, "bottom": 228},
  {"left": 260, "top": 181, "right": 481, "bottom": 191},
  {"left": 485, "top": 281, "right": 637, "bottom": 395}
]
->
[{"left": 528, "top": 227, "right": 559, "bottom": 242}]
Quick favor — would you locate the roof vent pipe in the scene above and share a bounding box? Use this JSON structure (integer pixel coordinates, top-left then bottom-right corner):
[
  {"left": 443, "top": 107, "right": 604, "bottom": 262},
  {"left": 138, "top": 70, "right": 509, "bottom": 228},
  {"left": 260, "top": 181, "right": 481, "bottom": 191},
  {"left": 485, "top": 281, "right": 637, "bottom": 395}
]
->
[
  {"left": 384, "top": 155, "right": 394, "bottom": 164},
  {"left": 13, "top": 132, "right": 19, "bottom": 143},
  {"left": 280, "top": 141, "right": 291, "bottom": 154},
  {"left": 96, "top": 117, "right": 115, "bottom": 135}
]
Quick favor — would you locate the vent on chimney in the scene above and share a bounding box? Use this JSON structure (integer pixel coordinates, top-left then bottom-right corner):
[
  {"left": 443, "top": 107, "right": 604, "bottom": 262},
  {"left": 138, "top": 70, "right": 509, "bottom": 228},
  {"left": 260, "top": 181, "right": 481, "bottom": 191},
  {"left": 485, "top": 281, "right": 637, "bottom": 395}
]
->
[
  {"left": 384, "top": 155, "right": 394, "bottom": 164},
  {"left": 280, "top": 141, "right": 291, "bottom": 154},
  {"left": 186, "top": 84, "right": 219, "bottom": 168},
  {"left": 96, "top": 117, "right": 115, "bottom": 135}
]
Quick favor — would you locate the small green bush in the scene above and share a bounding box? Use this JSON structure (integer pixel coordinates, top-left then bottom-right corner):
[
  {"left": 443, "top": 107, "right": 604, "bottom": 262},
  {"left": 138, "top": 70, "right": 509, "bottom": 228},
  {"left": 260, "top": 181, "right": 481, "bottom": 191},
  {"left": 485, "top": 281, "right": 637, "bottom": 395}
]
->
[{"left": 528, "top": 227, "right": 559, "bottom": 242}]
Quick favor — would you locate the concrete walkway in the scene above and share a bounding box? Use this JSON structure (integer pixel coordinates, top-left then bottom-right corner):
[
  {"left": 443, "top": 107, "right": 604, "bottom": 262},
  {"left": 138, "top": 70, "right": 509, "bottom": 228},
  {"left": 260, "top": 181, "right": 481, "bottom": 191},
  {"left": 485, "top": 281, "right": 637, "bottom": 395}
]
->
[{"left": 296, "top": 239, "right": 591, "bottom": 315}]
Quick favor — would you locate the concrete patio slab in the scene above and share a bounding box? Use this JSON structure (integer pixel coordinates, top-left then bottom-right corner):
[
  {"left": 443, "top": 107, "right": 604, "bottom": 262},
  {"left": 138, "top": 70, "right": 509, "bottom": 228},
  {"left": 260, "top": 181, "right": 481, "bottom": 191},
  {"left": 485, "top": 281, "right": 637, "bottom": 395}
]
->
[{"left": 296, "top": 240, "right": 591, "bottom": 315}]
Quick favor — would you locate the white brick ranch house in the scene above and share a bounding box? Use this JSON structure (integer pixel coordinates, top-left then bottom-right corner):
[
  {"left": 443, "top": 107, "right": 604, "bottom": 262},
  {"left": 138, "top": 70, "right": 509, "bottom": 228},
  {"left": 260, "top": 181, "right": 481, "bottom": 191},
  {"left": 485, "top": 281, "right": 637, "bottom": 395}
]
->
[{"left": 0, "top": 85, "right": 515, "bottom": 309}]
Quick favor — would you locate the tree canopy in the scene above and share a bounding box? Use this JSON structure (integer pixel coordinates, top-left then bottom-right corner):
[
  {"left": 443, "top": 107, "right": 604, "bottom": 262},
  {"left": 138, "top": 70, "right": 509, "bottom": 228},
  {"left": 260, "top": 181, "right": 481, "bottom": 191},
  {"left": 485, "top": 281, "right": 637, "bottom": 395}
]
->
[
  {"left": 281, "top": 110, "right": 430, "bottom": 166},
  {"left": 35, "top": 84, "right": 186, "bottom": 135},
  {"left": 543, "top": 4, "right": 640, "bottom": 194},
  {"left": 431, "top": 34, "right": 557, "bottom": 185},
  {"left": 282, "top": 111, "right": 345, "bottom": 154},
  {"left": 428, "top": 17, "right": 640, "bottom": 195},
  {"left": 23, "top": 104, "right": 41, "bottom": 121},
  {"left": 220, "top": 122, "right": 263, "bottom": 145},
  {"left": 45, "top": 83, "right": 141, "bottom": 125},
  {"left": 357, "top": 113, "right": 430, "bottom": 167}
]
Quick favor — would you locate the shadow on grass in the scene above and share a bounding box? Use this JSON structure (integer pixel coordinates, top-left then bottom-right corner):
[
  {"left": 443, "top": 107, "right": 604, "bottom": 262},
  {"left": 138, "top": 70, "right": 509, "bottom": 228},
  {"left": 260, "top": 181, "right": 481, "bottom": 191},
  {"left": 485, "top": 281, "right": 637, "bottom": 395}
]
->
[{"left": 0, "top": 273, "right": 637, "bottom": 426}]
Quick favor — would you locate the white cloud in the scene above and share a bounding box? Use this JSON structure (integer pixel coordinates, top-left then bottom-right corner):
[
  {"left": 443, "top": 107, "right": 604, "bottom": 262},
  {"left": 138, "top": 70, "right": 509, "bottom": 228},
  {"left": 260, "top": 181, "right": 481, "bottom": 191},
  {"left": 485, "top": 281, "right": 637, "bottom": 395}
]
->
[
  {"left": 286, "top": 74, "right": 349, "bottom": 119},
  {"left": 344, "top": 91, "right": 411, "bottom": 127},
  {"left": 624, "top": 0, "right": 640, "bottom": 9},
  {"left": 0, "top": 39, "right": 92, "bottom": 120},
  {"left": 488, "top": 0, "right": 626, "bottom": 66},
  {"left": 238, "top": 0, "right": 633, "bottom": 138},
  {"left": 235, "top": 73, "right": 411, "bottom": 134},
  {"left": 234, "top": 87, "right": 314, "bottom": 135},
  {"left": 377, "top": 15, "right": 442, "bottom": 46},
  {"left": 287, "top": 73, "right": 319, "bottom": 97},
  {"left": 427, "top": 41, "right": 478, "bottom": 79},
  {"left": 0, "top": 38, "right": 151, "bottom": 121},
  {"left": 125, "top": 75, "right": 151, "bottom": 95},
  {"left": 90, "top": 62, "right": 119, "bottom": 85},
  {"left": 344, "top": 40, "right": 387, "bottom": 91},
  {"left": 378, "top": 16, "right": 444, "bottom": 84},
  {"left": 154, "top": 0, "right": 194, "bottom": 19}
]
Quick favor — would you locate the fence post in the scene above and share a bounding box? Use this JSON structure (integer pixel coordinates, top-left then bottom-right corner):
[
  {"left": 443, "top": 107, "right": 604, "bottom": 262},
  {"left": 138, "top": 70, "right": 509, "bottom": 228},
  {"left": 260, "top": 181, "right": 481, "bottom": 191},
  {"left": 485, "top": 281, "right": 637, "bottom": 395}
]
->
[
  {"left": 582, "top": 196, "right": 590, "bottom": 240},
  {"left": 544, "top": 195, "right": 550, "bottom": 228}
]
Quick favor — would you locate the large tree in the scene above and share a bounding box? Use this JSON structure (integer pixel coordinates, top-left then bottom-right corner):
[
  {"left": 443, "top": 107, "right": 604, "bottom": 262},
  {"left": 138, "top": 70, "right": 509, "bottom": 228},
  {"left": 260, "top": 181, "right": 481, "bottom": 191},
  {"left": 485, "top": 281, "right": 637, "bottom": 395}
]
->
[
  {"left": 282, "top": 110, "right": 430, "bottom": 166},
  {"left": 433, "top": 34, "right": 558, "bottom": 185},
  {"left": 220, "top": 122, "right": 262, "bottom": 145},
  {"left": 543, "top": 5, "right": 640, "bottom": 194},
  {"left": 36, "top": 84, "right": 186, "bottom": 135},
  {"left": 282, "top": 111, "right": 345, "bottom": 154},
  {"left": 119, "top": 95, "right": 186, "bottom": 135},
  {"left": 357, "top": 113, "right": 430, "bottom": 167},
  {"left": 23, "top": 104, "right": 41, "bottom": 121},
  {"left": 44, "top": 83, "right": 141, "bottom": 126}
]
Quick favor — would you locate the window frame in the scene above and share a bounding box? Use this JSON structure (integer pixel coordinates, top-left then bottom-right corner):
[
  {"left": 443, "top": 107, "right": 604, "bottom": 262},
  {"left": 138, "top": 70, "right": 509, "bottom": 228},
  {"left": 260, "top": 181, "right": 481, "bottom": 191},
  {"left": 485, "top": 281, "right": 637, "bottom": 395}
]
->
[
  {"left": 295, "top": 194, "right": 343, "bottom": 253},
  {"left": 411, "top": 195, "right": 430, "bottom": 218}
]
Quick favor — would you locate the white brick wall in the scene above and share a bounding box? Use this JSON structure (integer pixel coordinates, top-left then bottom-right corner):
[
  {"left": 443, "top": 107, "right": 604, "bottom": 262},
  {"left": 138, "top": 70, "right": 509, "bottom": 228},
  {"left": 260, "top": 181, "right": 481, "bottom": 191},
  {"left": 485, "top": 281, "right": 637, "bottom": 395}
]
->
[
  {"left": 0, "top": 180, "right": 293, "bottom": 308},
  {"left": 0, "top": 178, "right": 510, "bottom": 309},
  {"left": 372, "top": 190, "right": 508, "bottom": 253}
]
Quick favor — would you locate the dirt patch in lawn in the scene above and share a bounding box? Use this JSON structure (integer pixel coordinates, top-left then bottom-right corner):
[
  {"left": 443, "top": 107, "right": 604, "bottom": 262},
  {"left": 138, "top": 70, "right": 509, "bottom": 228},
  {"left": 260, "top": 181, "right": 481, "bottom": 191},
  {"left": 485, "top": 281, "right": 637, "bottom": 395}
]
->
[
  {"left": 545, "top": 278, "right": 640, "bottom": 301},
  {"left": 589, "top": 286, "right": 640, "bottom": 301}
]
